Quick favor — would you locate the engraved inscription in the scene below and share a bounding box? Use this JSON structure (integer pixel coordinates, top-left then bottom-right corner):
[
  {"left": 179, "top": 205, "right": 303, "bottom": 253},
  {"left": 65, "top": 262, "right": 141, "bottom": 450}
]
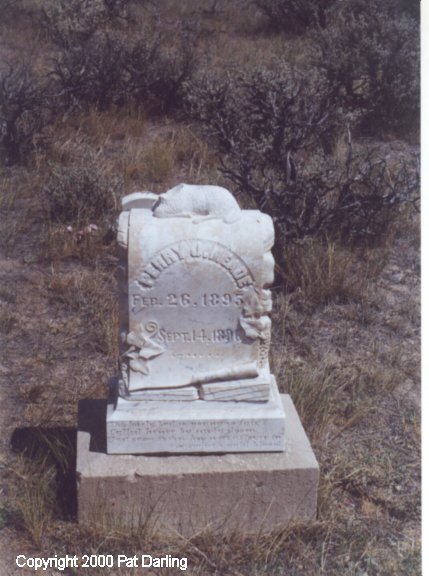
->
[
  {"left": 201, "top": 293, "right": 243, "bottom": 307},
  {"left": 158, "top": 328, "right": 241, "bottom": 344},
  {"left": 109, "top": 419, "right": 285, "bottom": 451},
  {"left": 127, "top": 231, "right": 261, "bottom": 390},
  {"left": 131, "top": 292, "right": 243, "bottom": 313},
  {"left": 172, "top": 353, "right": 222, "bottom": 359},
  {"left": 137, "top": 239, "right": 254, "bottom": 290},
  {"left": 131, "top": 295, "right": 163, "bottom": 312}
]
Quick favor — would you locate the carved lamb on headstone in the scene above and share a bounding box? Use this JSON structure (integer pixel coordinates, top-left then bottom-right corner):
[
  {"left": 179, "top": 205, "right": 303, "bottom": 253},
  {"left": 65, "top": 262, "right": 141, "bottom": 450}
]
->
[{"left": 153, "top": 183, "right": 241, "bottom": 223}]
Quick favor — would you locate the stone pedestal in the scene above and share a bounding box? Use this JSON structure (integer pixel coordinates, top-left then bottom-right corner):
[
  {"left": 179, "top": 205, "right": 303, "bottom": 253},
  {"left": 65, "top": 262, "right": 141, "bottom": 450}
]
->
[{"left": 78, "top": 395, "right": 319, "bottom": 535}]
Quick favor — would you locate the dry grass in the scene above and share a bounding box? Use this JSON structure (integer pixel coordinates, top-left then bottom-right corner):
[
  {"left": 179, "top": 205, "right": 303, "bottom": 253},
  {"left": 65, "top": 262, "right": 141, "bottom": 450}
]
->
[
  {"left": 48, "top": 268, "right": 118, "bottom": 356},
  {"left": 0, "top": 1, "right": 420, "bottom": 575},
  {"left": 0, "top": 309, "right": 16, "bottom": 334},
  {"left": 0, "top": 176, "right": 16, "bottom": 212},
  {"left": 0, "top": 171, "right": 38, "bottom": 253},
  {"left": 275, "top": 237, "right": 388, "bottom": 311},
  {"left": 169, "top": 125, "right": 218, "bottom": 182},
  {"left": 71, "top": 106, "right": 147, "bottom": 144},
  {"left": 127, "top": 126, "right": 217, "bottom": 189},
  {"left": 41, "top": 223, "right": 108, "bottom": 264},
  {"left": 5, "top": 455, "right": 57, "bottom": 548},
  {"left": 142, "top": 137, "right": 176, "bottom": 183}
]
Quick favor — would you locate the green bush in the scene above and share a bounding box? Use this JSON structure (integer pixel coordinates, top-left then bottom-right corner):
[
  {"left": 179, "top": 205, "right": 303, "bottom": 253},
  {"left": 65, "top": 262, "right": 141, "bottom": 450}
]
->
[
  {"left": 52, "top": 29, "right": 196, "bottom": 112},
  {"left": 185, "top": 65, "right": 419, "bottom": 244},
  {"left": 254, "top": 0, "right": 336, "bottom": 33},
  {"left": 45, "top": 0, "right": 196, "bottom": 112},
  {"left": 52, "top": 30, "right": 128, "bottom": 109},
  {"left": 125, "top": 28, "right": 196, "bottom": 113},
  {"left": 312, "top": 0, "right": 419, "bottom": 135},
  {"left": 41, "top": 0, "right": 131, "bottom": 48},
  {"left": 41, "top": 0, "right": 109, "bottom": 48},
  {"left": 0, "top": 64, "right": 53, "bottom": 165}
]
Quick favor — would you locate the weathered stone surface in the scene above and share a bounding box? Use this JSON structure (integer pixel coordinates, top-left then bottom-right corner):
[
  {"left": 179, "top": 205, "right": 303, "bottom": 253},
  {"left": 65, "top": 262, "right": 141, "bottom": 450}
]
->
[
  {"left": 109, "top": 184, "right": 287, "bottom": 453},
  {"left": 117, "top": 185, "right": 276, "bottom": 400},
  {"left": 107, "top": 377, "right": 285, "bottom": 454},
  {"left": 126, "top": 387, "right": 199, "bottom": 401},
  {"left": 124, "top": 206, "right": 274, "bottom": 394},
  {"left": 122, "top": 191, "right": 158, "bottom": 211},
  {"left": 80, "top": 395, "right": 319, "bottom": 534},
  {"left": 200, "top": 370, "right": 271, "bottom": 402}
]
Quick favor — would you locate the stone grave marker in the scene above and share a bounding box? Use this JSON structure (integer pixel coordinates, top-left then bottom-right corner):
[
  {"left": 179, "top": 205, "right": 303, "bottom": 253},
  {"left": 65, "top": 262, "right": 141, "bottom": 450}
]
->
[
  {"left": 106, "top": 183, "right": 287, "bottom": 453},
  {"left": 78, "top": 183, "right": 319, "bottom": 533}
]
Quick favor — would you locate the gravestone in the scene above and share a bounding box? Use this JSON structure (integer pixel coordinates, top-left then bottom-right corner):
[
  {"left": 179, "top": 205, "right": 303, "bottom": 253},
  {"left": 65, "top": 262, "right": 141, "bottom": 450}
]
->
[
  {"left": 77, "top": 184, "right": 319, "bottom": 533},
  {"left": 106, "top": 184, "right": 286, "bottom": 454}
]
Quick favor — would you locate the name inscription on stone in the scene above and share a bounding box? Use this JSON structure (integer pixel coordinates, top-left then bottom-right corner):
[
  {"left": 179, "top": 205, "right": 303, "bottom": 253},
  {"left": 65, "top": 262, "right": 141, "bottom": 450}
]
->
[{"left": 136, "top": 239, "right": 254, "bottom": 290}]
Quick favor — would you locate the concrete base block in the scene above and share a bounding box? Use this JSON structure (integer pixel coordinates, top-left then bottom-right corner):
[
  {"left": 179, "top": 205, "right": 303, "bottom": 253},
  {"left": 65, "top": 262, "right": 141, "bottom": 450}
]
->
[{"left": 77, "top": 395, "right": 319, "bottom": 535}]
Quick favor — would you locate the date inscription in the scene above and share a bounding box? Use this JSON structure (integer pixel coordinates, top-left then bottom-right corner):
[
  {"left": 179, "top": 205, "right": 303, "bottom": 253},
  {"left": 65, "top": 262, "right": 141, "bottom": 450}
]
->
[
  {"left": 159, "top": 328, "right": 241, "bottom": 344},
  {"left": 132, "top": 292, "right": 242, "bottom": 313}
]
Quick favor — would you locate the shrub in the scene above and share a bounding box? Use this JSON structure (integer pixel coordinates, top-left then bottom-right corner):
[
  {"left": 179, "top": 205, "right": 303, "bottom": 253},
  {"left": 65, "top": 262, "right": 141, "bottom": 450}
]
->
[
  {"left": 312, "top": 0, "right": 419, "bottom": 134},
  {"left": 185, "top": 66, "right": 419, "bottom": 244},
  {"left": 394, "top": 0, "right": 420, "bottom": 20},
  {"left": 126, "top": 28, "right": 197, "bottom": 113},
  {"left": 44, "top": 0, "right": 131, "bottom": 109},
  {"left": 0, "top": 64, "right": 53, "bottom": 165},
  {"left": 185, "top": 65, "right": 340, "bottom": 155},
  {"left": 322, "top": 145, "right": 420, "bottom": 242},
  {"left": 102, "top": 0, "right": 131, "bottom": 19},
  {"left": 254, "top": 0, "right": 336, "bottom": 33},
  {"left": 42, "top": 0, "right": 104, "bottom": 49},
  {"left": 43, "top": 144, "right": 123, "bottom": 226},
  {"left": 52, "top": 30, "right": 128, "bottom": 109},
  {"left": 41, "top": 0, "right": 119, "bottom": 48},
  {"left": 0, "top": 0, "right": 21, "bottom": 19},
  {"left": 50, "top": 15, "right": 196, "bottom": 112}
]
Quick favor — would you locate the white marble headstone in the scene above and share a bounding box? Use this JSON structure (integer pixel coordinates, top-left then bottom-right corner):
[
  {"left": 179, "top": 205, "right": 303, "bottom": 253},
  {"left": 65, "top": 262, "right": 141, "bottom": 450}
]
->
[{"left": 107, "top": 184, "right": 286, "bottom": 453}]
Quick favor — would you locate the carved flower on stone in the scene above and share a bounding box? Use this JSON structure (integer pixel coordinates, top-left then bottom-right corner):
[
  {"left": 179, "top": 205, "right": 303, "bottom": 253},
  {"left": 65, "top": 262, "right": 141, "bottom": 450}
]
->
[
  {"left": 125, "top": 323, "right": 165, "bottom": 375},
  {"left": 239, "top": 315, "right": 271, "bottom": 341},
  {"left": 239, "top": 287, "right": 271, "bottom": 341}
]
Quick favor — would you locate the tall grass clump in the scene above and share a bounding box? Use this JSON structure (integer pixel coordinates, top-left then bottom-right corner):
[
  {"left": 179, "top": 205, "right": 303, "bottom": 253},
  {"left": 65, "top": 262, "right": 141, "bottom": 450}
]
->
[
  {"left": 42, "top": 143, "right": 122, "bottom": 227},
  {"left": 7, "top": 456, "right": 57, "bottom": 547},
  {"left": 277, "top": 238, "right": 387, "bottom": 309}
]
